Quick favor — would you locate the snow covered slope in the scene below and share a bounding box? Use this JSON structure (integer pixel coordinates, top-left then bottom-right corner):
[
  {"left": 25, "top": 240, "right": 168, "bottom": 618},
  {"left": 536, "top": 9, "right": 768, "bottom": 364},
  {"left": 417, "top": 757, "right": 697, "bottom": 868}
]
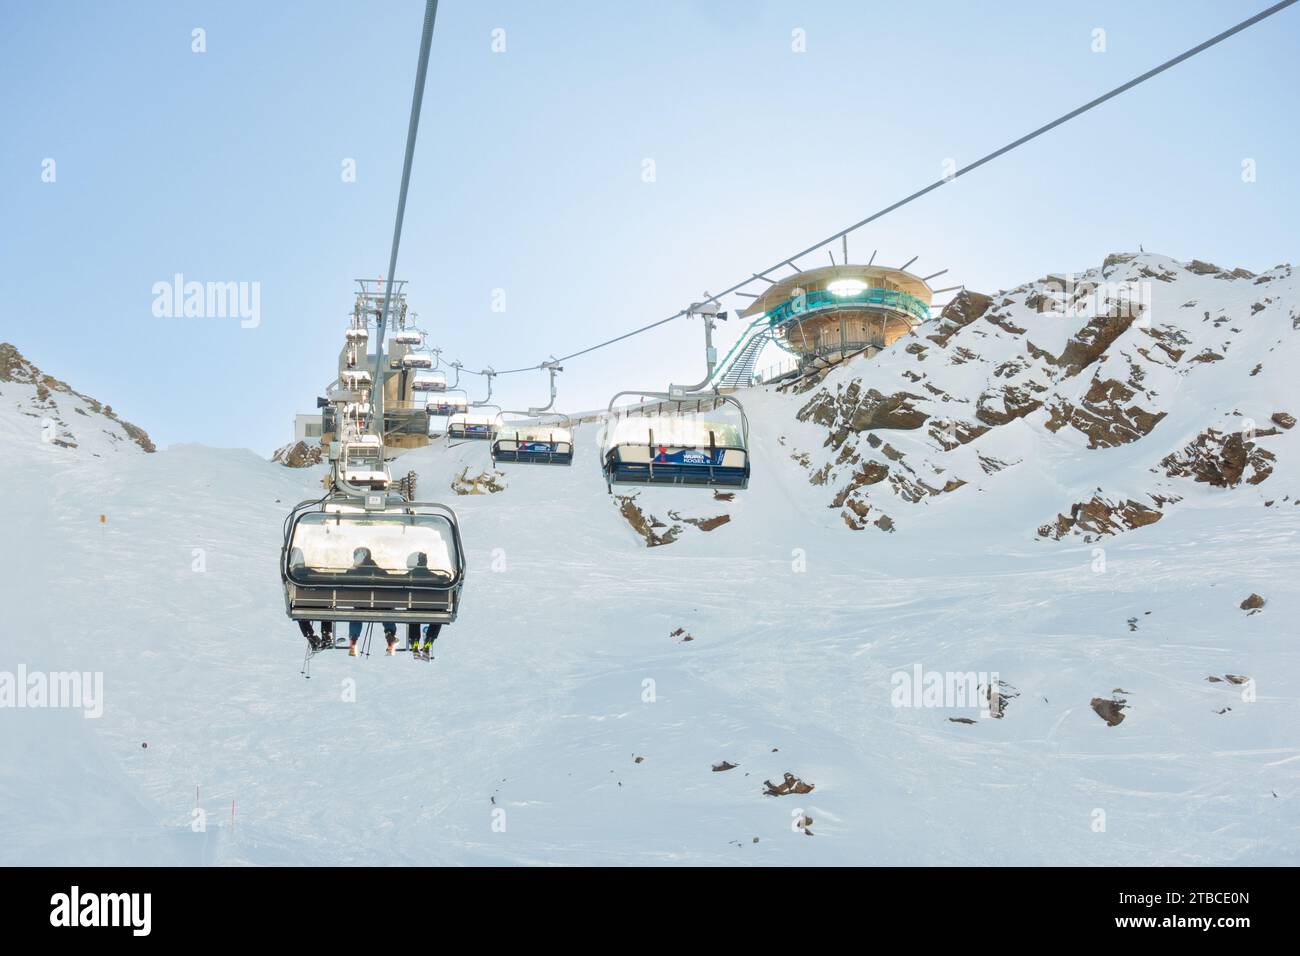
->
[
  {"left": 2, "top": 254, "right": 1297, "bottom": 865},
  {"left": 0, "top": 343, "right": 155, "bottom": 457},
  {"left": 782, "top": 253, "right": 1299, "bottom": 541}
]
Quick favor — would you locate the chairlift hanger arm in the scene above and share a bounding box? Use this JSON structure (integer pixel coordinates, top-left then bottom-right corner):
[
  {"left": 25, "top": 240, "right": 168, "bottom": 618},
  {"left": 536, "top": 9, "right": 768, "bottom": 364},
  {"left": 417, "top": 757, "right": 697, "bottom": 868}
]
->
[
  {"left": 526, "top": 362, "right": 562, "bottom": 414},
  {"left": 470, "top": 368, "right": 496, "bottom": 406},
  {"left": 670, "top": 296, "right": 728, "bottom": 393}
]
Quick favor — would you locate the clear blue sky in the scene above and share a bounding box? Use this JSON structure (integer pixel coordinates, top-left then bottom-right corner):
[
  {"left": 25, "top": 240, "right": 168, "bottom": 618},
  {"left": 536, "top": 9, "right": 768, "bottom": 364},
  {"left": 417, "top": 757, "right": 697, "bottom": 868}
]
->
[{"left": 3, "top": 0, "right": 1297, "bottom": 454}]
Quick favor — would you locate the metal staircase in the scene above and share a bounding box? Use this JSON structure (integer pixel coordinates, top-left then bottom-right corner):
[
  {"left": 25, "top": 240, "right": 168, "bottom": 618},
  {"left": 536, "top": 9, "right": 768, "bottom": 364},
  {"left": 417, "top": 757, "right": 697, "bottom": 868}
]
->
[{"left": 718, "top": 330, "right": 773, "bottom": 387}]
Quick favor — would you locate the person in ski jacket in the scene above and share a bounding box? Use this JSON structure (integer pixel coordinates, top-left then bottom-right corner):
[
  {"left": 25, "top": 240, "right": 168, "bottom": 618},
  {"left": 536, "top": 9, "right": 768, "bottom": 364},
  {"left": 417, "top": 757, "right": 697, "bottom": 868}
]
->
[{"left": 346, "top": 548, "right": 397, "bottom": 655}]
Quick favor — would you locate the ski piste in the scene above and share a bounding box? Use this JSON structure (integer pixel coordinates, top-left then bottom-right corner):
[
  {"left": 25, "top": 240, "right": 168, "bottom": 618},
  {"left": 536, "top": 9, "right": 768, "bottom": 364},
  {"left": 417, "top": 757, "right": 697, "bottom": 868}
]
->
[{"left": 3, "top": 0, "right": 1299, "bottom": 895}]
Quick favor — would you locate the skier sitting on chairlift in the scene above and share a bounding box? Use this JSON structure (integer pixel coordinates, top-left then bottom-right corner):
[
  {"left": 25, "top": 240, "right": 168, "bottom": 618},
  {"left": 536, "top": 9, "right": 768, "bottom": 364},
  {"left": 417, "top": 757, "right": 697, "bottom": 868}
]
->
[
  {"left": 406, "top": 552, "right": 443, "bottom": 660},
  {"left": 347, "top": 547, "right": 398, "bottom": 657},
  {"left": 289, "top": 547, "right": 335, "bottom": 650},
  {"left": 297, "top": 619, "right": 334, "bottom": 650}
]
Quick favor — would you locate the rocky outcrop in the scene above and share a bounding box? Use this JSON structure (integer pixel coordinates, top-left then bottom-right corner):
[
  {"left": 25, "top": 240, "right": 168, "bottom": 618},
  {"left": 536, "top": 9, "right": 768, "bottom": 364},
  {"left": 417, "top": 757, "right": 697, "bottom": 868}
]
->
[
  {"left": 272, "top": 440, "right": 324, "bottom": 468},
  {"left": 1, "top": 342, "right": 156, "bottom": 453},
  {"left": 926, "top": 290, "right": 994, "bottom": 347},
  {"left": 451, "top": 467, "right": 507, "bottom": 495},
  {"left": 1045, "top": 375, "right": 1166, "bottom": 448},
  {"left": 615, "top": 494, "right": 680, "bottom": 546},
  {"left": 798, "top": 381, "right": 929, "bottom": 449},
  {"left": 1160, "top": 428, "right": 1275, "bottom": 487},
  {"left": 778, "top": 252, "right": 1296, "bottom": 541},
  {"left": 1038, "top": 495, "right": 1168, "bottom": 541}
]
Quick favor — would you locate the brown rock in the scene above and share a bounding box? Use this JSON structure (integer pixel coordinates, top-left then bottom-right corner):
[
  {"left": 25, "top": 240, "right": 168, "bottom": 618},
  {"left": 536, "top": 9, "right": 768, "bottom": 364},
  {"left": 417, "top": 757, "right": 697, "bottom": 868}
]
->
[
  {"left": 615, "top": 494, "right": 679, "bottom": 546},
  {"left": 1039, "top": 495, "right": 1166, "bottom": 540},
  {"left": 762, "top": 772, "right": 815, "bottom": 797},
  {"left": 1161, "top": 428, "right": 1274, "bottom": 487},
  {"left": 1090, "top": 696, "right": 1128, "bottom": 727},
  {"left": 272, "top": 440, "right": 325, "bottom": 468}
]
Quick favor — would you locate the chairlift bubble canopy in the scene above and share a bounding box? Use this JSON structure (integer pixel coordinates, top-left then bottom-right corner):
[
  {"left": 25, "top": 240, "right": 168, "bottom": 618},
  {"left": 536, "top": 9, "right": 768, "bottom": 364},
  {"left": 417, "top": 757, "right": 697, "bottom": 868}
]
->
[
  {"left": 282, "top": 500, "right": 465, "bottom": 624},
  {"left": 447, "top": 411, "right": 495, "bottom": 439},
  {"left": 412, "top": 370, "right": 447, "bottom": 391},
  {"left": 601, "top": 390, "right": 750, "bottom": 490},
  {"left": 491, "top": 411, "right": 574, "bottom": 466}
]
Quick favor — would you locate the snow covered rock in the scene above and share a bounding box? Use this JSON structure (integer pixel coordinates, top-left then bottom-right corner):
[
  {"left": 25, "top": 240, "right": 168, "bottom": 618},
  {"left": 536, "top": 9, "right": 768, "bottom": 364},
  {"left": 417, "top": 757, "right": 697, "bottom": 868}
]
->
[
  {"left": 451, "top": 466, "right": 508, "bottom": 494},
  {"left": 0, "top": 342, "right": 154, "bottom": 454},
  {"left": 271, "top": 440, "right": 325, "bottom": 468}
]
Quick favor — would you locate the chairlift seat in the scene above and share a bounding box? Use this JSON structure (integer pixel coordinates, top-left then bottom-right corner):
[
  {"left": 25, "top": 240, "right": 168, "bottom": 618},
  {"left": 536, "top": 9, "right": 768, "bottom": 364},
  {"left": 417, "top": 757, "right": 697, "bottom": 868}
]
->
[
  {"left": 282, "top": 503, "right": 464, "bottom": 624},
  {"left": 603, "top": 443, "right": 749, "bottom": 487},
  {"left": 447, "top": 413, "right": 494, "bottom": 439},
  {"left": 491, "top": 426, "right": 574, "bottom": 465},
  {"left": 412, "top": 371, "right": 447, "bottom": 392},
  {"left": 599, "top": 395, "right": 751, "bottom": 490},
  {"left": 427, "top": 398, "right": 468, "bottom": 416}
]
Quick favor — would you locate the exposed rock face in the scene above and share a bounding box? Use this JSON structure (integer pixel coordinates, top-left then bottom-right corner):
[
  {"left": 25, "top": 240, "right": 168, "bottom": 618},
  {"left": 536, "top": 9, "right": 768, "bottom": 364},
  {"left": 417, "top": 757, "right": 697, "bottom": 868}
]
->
[
  {"left": 1038, "top": 495, "right": 1168, "bottom": 541},
  {"left": 614, "top": 492, "right": 735, "bottom": 546},
  {"left": 779, "top": 252, "right": 1296, "bottom": 539},
  {"left": 669, "top": 511, "right": 731, "bottom": 532},
  {"left": 798, "top": 382, "right": 930, "bottom": 448},
  {"left": 1161, "top": 428, "right": 1275, "bottom": 487},
  {"left": 1, "top": 342, "right": 155, "bottom": 453},
  {"left": 1054, "top": 313, "right": 1141, "bottom": 377},
  {"left": 615, "top": 495, "right": 678, "bottom": 546},
  {"left": 1045, "top": 373, "right": 1166, "bottom": 449},
  {"left": 926, "top": 290, "right": 994, "bottom": 347},
  {"left": 271, "top": 440, "right": 324, "bottom": 468},
  {"left": 1240, "top": 593, "right": 1266, "bottom": 611}
]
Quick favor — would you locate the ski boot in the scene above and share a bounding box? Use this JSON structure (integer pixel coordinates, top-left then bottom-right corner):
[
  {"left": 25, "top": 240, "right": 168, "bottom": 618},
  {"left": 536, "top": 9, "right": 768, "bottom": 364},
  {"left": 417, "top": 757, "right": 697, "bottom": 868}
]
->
[{"left": 348, "top": 639, "right": 359, "bottom": 657}]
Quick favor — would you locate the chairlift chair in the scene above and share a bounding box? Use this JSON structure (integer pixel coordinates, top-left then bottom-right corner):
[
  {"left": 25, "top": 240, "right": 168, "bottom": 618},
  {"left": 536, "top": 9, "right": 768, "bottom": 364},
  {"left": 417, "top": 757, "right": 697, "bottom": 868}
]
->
[
  {"left": 490, "top": 411, "right": 574, "bottom": 465},
  {"left": 281, "top": 498, "right": 465, "bottom": 626},
  {"left": 447, "top": 410, "right": 497, "bottom": 440},
  {"left": 600, "top": 390, "right": 750, "bottom": 491},
  {"left": 426, "top": 390, "right": 468, "bottom": 417},
  {"left": 412, "top": 370, "right": 447, "bottom": 392}
]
